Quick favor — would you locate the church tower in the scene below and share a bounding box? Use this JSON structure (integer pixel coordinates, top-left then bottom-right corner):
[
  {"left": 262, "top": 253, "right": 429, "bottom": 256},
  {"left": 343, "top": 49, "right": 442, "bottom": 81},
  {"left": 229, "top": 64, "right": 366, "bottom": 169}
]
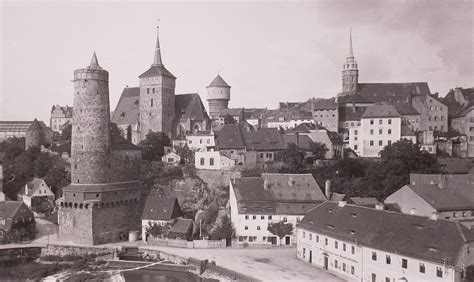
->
[
  {"left": 342, "top": 29, "right": 359, "bottom": 93},
  {"left": 138, "top": 26, "right": 176, "bottom": 140},
  {"left": 207, "top": 74, "right": 231, "bottom": 117}
]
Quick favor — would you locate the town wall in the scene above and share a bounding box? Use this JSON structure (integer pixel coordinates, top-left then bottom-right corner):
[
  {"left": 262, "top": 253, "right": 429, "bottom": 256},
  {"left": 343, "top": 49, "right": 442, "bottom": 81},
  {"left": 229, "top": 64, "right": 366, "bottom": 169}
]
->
[{"left": 41, "top": 244, "right": 114, "bottom": 259}]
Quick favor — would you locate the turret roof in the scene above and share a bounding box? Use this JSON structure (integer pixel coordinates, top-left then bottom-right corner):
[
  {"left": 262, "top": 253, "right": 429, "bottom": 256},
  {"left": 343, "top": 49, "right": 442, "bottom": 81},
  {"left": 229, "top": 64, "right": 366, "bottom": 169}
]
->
[{"left": 207, "top": 74, "right": 231, "bottom": 88}]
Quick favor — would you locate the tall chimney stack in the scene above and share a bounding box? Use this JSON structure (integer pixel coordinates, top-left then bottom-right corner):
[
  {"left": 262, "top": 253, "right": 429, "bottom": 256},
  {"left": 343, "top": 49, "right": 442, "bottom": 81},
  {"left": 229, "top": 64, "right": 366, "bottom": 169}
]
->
[{"left": 325, "top": 180, "right": 331, "bottom": 200}]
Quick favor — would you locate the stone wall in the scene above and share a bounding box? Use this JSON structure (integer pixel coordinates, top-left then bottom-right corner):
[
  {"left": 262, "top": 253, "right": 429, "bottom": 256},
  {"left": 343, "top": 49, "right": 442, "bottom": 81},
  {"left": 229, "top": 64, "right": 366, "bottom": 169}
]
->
[
  {"left": 41, "top": 244, "right": 114, "bottom": 259},
  {"left": 58, "top": 199, "right": 143, "bottom": 245},
  {"left": 196, "top": 169, "right": 241, "bottom": 189}
]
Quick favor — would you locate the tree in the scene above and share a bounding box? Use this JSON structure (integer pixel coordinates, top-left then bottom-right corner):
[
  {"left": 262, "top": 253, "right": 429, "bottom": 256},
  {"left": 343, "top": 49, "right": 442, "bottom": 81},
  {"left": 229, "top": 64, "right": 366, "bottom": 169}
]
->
[
  {"left": 175, "top": 144, "right": 195, "bottom": 165},
  {"left": 309, "top": 141, "right": 328, "bottom": 160},
  {"left": 223, "top": 114, "right": 237, "bottom": 124},
  {"left": 267, "top": 221, "right": 293, "bottom": 245},
  {"left": 210, "top": 215, "right": 236, "bottom": 240},
  {"left": 138, "top": 131, "right": 171, "bottom": 161},
  {"left": 145, "top": 222, "right": 170, "bottom": 238},
  {"left": 275, "top": 143, "right": 305, "bottom": 172}
]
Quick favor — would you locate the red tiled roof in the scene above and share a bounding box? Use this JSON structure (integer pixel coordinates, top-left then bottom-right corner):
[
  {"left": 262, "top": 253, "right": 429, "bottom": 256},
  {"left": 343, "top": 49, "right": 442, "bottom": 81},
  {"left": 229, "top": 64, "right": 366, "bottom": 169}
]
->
[{"left": 298, "top": 201, "right": 474, "bottom": 267}]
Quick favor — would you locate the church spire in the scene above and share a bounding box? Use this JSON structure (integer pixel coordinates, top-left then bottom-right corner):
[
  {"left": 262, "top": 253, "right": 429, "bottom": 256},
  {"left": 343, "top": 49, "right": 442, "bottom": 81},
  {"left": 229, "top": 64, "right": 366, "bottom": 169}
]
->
[
  {"left": 348, "top": 28, "right": 354, "bottom": 58},
  {"left": 152, "top": 26, "right": 163, "bottom": 66}
]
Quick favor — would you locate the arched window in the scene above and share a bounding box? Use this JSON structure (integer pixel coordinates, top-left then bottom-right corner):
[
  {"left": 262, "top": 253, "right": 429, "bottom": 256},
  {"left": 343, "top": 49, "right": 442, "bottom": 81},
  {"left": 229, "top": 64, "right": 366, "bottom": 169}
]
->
[{"left": 193, "top": 124, "right": 200, "bottom": 133}]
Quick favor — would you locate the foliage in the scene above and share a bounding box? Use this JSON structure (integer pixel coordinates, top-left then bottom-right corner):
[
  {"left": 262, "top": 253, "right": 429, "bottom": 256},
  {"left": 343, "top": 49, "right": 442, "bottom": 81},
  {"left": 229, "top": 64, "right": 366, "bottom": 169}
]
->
[
  {"left": 182, "top": 163, "right": 197, "bottom": 178},
  {"left": 175, "top": 144, "right": 195, "bottom": 165},
  {"left": 31, "top": 196, "right": 54, "bottom": 214},
  {"left": 145, "top": 222, "right": 170, "bottom": 238},
  {"left": 0, "top": 137, "right": 70, "bottom": 199},
  {"left": 223, "top": 114, "right": 237, "bottom": 124},
  {"left": 209, "top": 215, "right": 236, "bottom": 240},
  {"left": 309, "top": 141, "right": 329, "bottom": 160},
  {"left": 138, "top": 131, "right": 171, "bottom": 161},
  {"left": 267, "top": 221, "right": 293, "bottom": 245},
  {"left": 275, "top": 143, "right": 305, "bottom": 172},
  {"left": 61, "top": 124, "right": 72, "bottom": 142}
]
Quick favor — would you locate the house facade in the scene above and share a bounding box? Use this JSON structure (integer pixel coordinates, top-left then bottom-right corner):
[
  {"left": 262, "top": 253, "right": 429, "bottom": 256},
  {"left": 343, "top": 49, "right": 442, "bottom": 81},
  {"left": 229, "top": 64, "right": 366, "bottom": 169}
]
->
[
  {"left": 0, "top": 201, "right": 35, "bottom": 244},
  {"left": 297, "top": 201, "right": 474, "bottom": 282},
  {"left": 184, "top": 131, "right": 215, "bottom": 151},
  {"left": 50, "top": 105, "right": 73, "bottom": 133},
  {"left": 141, "top": 196, "right": 183, "bottom": 241},
  {"left": 229, "top": 173, "right": 327, "bottom": 245},
  {"left": 18, "top": 178, "right": 55, "bottom": 210},
  {"left": 195, "top": 151, "right": 235, "bottom": 170}
]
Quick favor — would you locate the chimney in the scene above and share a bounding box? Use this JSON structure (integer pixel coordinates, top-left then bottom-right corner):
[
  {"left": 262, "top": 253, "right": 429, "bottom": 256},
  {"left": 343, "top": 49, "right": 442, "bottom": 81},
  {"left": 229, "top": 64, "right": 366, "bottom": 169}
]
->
[
  {"left": 375, "top": 204, "right": 384, "bottom": 210},
  {"left": 338, "top": 201, "right": 346, "bottom": 207},
  {"left": 325, "top": 180, "right": 331, "bottom": 200},
  {"left": 409, "top": 208, "right": 416, "bottom": 215},
  {"left": 25, "top": 184, "right": 29, "bottom": 196},
  {"left": 430, "top": 212, "right": 439, "bottom": 220}
]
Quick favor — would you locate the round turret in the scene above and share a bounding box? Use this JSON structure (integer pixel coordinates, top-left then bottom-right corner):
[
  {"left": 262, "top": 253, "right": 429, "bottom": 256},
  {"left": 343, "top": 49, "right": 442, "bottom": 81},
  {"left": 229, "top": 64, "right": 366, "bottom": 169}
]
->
[
  {"left": 71, "top": 52, "right": 111, "bottom": 184},
  {"left": 25, "top": 119, "right": 44, "bottom": 149},
  {"left": 207, "top": 74, "right": 231, "bottom": 117}
]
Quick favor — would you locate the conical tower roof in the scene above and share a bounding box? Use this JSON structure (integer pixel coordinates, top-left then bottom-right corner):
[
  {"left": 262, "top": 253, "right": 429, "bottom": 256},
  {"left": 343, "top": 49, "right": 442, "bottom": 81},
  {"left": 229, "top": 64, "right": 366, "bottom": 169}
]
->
[
  {"left": 28, "top": 118, "right": 43, "bottom": 132},
  {"left": 89, "top": 52, "right": 101, "bottom": 69},
  {"left": 207, "top": 74, "right": 231, "bottom": 88},
  {"left": 152, "top": 27, "right": 163, "bottom": 66}
]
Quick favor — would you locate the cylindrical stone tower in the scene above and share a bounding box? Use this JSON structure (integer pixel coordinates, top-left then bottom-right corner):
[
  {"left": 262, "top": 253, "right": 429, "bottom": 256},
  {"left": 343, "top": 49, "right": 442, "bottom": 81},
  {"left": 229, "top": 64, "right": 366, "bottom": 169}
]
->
[
  {"left": 71, "top": 52, "right": 111, "bottom": 184},
  {"left": 207, "top": 74, "right": 231, "bottom": 117}
]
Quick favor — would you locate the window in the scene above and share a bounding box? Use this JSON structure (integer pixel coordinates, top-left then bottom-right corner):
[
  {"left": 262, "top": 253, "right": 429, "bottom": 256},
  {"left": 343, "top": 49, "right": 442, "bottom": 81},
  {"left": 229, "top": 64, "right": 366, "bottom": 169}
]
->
[
  {"left": 209, "top": 158, "right": 214, "bottom": 166},
  {"left": 379, "top": 119, "right": 383, "bottom": 124},
  {"left": 335, "top": 260, "right": 338, "bottom": 268},
  {"left": 386, "top": 255, "right": 391, "bottom": 264},
  {"left": 245, "top": 215, "right": 249, "bottom": 220},
  {"left": 402, "top": 258, "right": 407, "bottom": 269},
  {"left": 370, "top": 140, "right": 374, "bottom": 146},
  {"left": 296, "top": 217, "right": 301, "bottom": 223},
  {"left": 385, "top": 278, "right": 390, "bottom": 282},
  {"left": 436, "top": 267, "right": 443, "bottom": 277},
  {"left": 151, "top": 99, "right": 153, "bottom": 107},
  {"left": 379, "top": 129, "right": 383, "bottom": 134},
  {"left": 253, "top": 215, "right": 257, "bottom": 220},
  {"left": 245, "top": 226, "right": 248, "bottom": 230},
  {"left": 351, "top": 246, "right": 355, "bottom": 254},
  {"left": 354, "top": 136, "right": 358, "bottom": 141},
  {"left": 268, "top": 215, "right": 272, "bottom": 220},
  {"left": 354, "top": 130, "right": 358, "bottom": 135},
  {"left": 354, "top": 145, "right": 358, "bottom": 150},
  {"left": 200, "top": 139, "right": 203, "bottom": 144},
  {"left": 325, "top": 238, "right": 328, "bottom": 246},
  {"left": 388, "top": 129, "right": 392, "bottom": 134},
  {"left": 388, "top": 140, "right": 392, "bottom": 146},
  {"left": 239, "top": 236, "right": 244, "bottom": 242},
  {"left": 343, "top": 263, "right": 346, "bottom": 271},
  {"left": 309, "top": 233, "right": 312, "bottom": 240},
  {"left": 388, "top": 119, "right": 392, "bottom": 124},
  {"left": 370, "top": 119, "right": 374, "bottom": 125},
  {"left": 428, "top": 116, "right": 432, "bottom": 121},
  {"left": 371, "top": 273, "right": 376, "bottom": 282},
  {"left": 261, "top": 215, "right": 265, "bottom": 220},
  {"left": 335, "top": 241, "right": 338, "bottom": 249},
  {"left": 379, "top": 140, "right": 383, "bottom": 146},
  {"left": 351, "top": 266, "right": 354, "bottom": 275},
  {"left": 0, "top": 231, "right": 3, "bottom": 238},
  {"left": 372, "top": 251, "right": 377, "bottom": 261},
  {"left": 316, "top": 235, "right": 319, "bottom": 242},
  {"left": 351, "top": 122, "right": 354, "bottom": 126},
  {"left": 370, "top": 129, "right": 374, "bottom": 135},
  {"left": 283, "top": 217, "right": 287, "bottom": 222},
  {"left": 147, "top": 88, "right": 150, "bottom": 94},
  {"left": 257, "top": 226, "right": 261, "bottom": 230},
  {"left": 419, "top": 263, "right": 425, "bottom": 273},
  {"left": 200, "top": 158, "right": 204, "bottom": 165},
  {"left": 343, "top": 243, "right": 346, "bottom": 251}
]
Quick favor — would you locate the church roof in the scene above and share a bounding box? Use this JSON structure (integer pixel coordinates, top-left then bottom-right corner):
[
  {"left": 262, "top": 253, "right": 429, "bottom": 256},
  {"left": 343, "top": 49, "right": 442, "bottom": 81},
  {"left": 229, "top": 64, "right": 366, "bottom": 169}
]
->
[
  {"left": 111, "top": 87, "right": 140, "bottom": 124},
  {"left": 207, "top": 74, "right": 231, "bottom": 88},
  {"left": 139, "top": 65, "right": 176, "bottom": 79},
  {"left": 357, "top": 82, "right": 431, "bottom": 103},
  {"left": 175, "top": 93, "right": 209, "bottom": 122},
  {"left": 110, "top": 123, "right": 139, "bottom": 150}
]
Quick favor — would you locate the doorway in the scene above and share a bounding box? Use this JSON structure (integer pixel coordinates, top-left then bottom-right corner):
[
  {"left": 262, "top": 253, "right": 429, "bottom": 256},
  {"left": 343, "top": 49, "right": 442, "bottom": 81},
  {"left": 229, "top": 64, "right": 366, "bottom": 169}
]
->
[
  {"left": 285, "top": 236, "right": 290, "bottom": 245},
  {"left": 323, "top": 256, "right": 328, "bottom": 270},
  {"left": 309, "top": 250, "right": 312, "bottom": 263}
]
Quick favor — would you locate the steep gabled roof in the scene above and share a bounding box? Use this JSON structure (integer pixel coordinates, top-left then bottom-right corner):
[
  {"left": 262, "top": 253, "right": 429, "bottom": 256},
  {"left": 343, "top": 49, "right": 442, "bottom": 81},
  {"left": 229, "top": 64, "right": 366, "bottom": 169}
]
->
[
  {"left": 174, "top": 93, "right": 209, "bottom": 122},
  {"left": 111, "top": 87, "right": 140, "bottom": 124},
  {"left": 218, "top": 108, "right": 243, "bottom": 117},
  {"left": 362, "top": 104, "right": 400, "bottom": 119},
  {"left": 298, "top": 201, "right": 474, "bottom": 267},
  {"left": 215, "top": 124, "right": 246, "bottom": 149},
  {"left": 338, "top": 93, "right": 373, "bottom": 104},
  {"left": 313, "top": 98, "right": 338, "bottom": 110},
  {"left": 338, "top": 107, "right": 366, "bottom": 122},
  {"left": 287, "top": 122, "right": 318, "bottom": 133},
  {"left": 0, "top": 201, "right": 32, "bottom": 232},
  {"left": 357, "top": 82, "right": 431, "bottom": 103},
  {"left": 19, "top": 178, "right": 50, "bottom": 196},
  {"left": 141, "top": 196, "right": 183, "bottom": 221},
  {"left": 27, "top": 119, "right": 44, "bottom": 132},
  {"left": 169, "top": 218, "right": 193, "bottom": 234},
  {"left": 244, "top": 128, "right": 286, "bottom": 151}
]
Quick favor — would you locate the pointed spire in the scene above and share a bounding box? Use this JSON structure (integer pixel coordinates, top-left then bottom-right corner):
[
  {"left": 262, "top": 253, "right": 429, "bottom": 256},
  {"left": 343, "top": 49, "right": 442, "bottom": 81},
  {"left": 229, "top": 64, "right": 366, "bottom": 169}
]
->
[
  {"left": 348, "top": 28, "right": 354, "bottom": 58},
  {"left": 89, "top": 52, "right": 100, "bottom": 68},
  {"left": 152, "top": 25, "right": 163, "bottom": 66}
]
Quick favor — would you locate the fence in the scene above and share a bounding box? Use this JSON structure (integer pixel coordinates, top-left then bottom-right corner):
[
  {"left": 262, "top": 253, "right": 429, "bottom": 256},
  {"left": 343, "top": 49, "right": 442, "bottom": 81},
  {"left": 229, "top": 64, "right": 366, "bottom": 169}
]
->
[
  {"left": 206, "top": 261, "right": 259, "bottom": 281},
  {"left": 147, "top": 237, "right": 226, "bottom": 249}
]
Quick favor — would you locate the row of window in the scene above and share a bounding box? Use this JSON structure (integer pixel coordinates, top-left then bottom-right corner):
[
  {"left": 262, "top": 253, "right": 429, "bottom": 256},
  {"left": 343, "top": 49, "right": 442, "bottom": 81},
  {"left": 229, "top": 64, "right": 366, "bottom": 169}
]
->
[
  {"left": 428, "top": 126, "right": 444, "bottom": 131},
  {"left": 245, "top": 215, "right": 274, "bottom": 220},
  {"left": 370, "top": 252, "right": 443, "bottom": 277},
  {"left": 316, "top": 114, "right": 336, "bottom": 118},
  {"left": 428, "top": 106, "right": 444, "bottom": 111},
  {"left": 199, "top": 157, "right": 214, "bottom": 166},
  {"left": 428, "top": 116, "right": 445, "bottom": 121},
  {"left": 367, "top": 140, "right": 392, "bottom": 147},
  {"left": 302, "top": 231, "right": 356, "bottom": 255},
  {"left": 189, "top": 138, "right": 211, "bottom": 145},
  {"left": 365, "top": 129, "right": 393, "bottom": 135},
  {"left": 370, "top": 119, "right": 392, "bottom": 125}
]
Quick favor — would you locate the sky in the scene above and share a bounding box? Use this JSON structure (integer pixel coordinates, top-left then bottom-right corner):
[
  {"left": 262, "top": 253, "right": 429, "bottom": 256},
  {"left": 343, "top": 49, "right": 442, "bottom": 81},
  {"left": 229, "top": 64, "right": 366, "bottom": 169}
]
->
[{"left": 1, "top": 0, "right": 473, "bottom": 123}]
